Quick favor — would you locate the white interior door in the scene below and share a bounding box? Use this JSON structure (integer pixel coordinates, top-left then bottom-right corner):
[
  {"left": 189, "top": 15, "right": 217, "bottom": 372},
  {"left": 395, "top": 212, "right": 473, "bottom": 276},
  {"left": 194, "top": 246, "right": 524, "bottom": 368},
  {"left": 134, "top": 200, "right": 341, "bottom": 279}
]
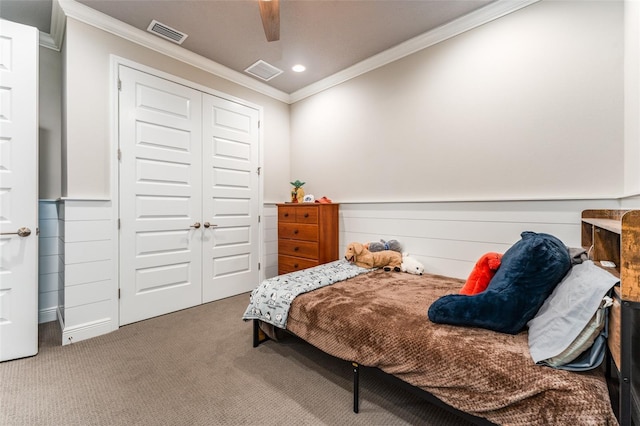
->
[
  {"left": 0, "top": 19, "right": 39, "bottom": 361},
  {"left": 202, "top": 95, "right": 260, "bottom": 302},
  {"left": 119, "top": 66, "right": 203, "bottom": 325}
]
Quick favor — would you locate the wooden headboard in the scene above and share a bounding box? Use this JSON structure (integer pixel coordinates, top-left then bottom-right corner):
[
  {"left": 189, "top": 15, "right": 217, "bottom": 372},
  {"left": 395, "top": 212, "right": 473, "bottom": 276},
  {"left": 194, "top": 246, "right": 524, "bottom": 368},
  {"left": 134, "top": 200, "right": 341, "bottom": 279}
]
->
[{"left": 581, "top": 209, "right": 639, "bottom": 426}]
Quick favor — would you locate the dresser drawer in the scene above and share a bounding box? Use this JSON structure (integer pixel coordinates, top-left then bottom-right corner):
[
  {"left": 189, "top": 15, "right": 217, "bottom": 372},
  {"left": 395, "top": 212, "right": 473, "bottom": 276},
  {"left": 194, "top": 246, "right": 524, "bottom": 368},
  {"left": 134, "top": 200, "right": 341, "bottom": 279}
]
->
[
  {"left": 278, "top": 255, "right": 319, "bottom": 275},
  {"left": 278, "top": 206, "right": 297, "bottom": 223},
  {"left": 278, "top": 223, "right": 318, "bottom": 242},
  {"left": 278, "top": 205, "right": 318, "bottom": 224},
  {"left": 294, "top": 206, "right": 318, "bottom": 224},
  {"left": 279, "top": 239, "right": 319, "bottom": 260}
]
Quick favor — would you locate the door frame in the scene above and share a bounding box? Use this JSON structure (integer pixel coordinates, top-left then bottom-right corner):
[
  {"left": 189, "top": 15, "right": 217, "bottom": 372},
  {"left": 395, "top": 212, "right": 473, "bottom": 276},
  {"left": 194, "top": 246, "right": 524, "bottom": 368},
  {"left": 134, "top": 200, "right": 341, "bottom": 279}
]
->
[{"left": 109, "top": 56, "right": 265, "bottom": 326}]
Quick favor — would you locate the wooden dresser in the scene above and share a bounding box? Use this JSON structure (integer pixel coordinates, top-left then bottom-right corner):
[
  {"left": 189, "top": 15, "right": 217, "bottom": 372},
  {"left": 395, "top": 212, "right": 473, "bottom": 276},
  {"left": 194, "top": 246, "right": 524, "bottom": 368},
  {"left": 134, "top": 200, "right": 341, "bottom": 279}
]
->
[{"left": 277, "top": 203, "right": 339, "bottom": 275}]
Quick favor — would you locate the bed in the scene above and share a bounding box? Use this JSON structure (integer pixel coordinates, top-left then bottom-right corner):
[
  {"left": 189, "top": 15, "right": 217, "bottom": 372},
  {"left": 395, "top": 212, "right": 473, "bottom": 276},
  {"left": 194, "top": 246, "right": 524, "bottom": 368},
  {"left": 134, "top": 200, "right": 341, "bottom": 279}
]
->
[{"left": 242, "top": 257, "right": 619, "bottom": 425}]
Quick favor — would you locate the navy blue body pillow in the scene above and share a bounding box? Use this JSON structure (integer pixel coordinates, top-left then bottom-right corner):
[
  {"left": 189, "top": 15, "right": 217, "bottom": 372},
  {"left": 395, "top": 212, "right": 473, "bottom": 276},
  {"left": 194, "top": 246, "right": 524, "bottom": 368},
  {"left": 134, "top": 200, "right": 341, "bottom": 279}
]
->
[{"left": 428, "top": 232, "right": 571, "bottom": 334}]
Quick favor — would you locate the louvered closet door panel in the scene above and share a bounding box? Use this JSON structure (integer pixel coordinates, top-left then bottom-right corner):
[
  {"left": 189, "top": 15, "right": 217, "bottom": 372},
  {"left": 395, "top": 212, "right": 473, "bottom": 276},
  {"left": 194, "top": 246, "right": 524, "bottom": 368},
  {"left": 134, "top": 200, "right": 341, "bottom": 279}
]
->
[
  {"left": 202, "top": 94, "right": 260, "bottom": 303},
  {"left": 119, "top": 66, "right": 203, "bottom": 325}
]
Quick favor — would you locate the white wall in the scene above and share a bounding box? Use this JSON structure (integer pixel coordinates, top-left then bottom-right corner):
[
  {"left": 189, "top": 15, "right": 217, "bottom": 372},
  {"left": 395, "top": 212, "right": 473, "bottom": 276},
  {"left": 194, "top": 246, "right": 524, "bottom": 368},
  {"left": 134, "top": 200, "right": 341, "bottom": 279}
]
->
[
  {"left": 38, "top": 46, "right": 63, "bottom": 322},
  {"left": 38, "top": 201, "right": 60, "bottom": 323},
  {"left": 62, "top": 18, "right": 290, "bottom": 202},
  {"left": 625, "top": 0, "right": 640, "bottom": 196},
  {"left": 290, "top": 0, "right": 624, "bottom": 202},
  {"left": 39, "top": 46, "right": 62, "bottom": 199}
]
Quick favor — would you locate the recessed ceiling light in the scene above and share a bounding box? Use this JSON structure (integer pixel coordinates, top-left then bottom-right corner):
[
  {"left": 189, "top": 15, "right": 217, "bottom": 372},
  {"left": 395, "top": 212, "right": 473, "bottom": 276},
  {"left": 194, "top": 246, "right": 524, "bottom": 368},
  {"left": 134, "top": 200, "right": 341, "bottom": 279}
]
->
[{"left": 292, "top": 64, "right": 306, "bottom": 73}]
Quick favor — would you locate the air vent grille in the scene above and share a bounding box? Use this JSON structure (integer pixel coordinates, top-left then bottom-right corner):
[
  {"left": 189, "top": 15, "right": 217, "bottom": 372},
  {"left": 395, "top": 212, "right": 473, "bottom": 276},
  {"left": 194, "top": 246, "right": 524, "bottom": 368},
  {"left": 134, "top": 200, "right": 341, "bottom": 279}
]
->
[
  {"left": 244, "top": 60, "right": 283, "bottom": 81},
  {"left": 147, "top": 20, "right": 188, "bottom": 44}
]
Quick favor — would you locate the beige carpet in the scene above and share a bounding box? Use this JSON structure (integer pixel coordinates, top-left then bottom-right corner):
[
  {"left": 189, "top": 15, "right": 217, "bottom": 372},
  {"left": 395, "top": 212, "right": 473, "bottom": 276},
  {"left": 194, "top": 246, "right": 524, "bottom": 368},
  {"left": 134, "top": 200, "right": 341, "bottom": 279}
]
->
[{"left": 1, "top": 293, "right": 473, "bottom": 425}]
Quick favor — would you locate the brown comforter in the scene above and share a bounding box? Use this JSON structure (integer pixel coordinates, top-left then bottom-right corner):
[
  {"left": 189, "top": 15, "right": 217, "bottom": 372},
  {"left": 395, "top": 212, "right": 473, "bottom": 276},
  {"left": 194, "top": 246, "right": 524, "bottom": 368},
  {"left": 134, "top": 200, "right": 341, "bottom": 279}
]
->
[{"left": 285, "top": 269, "right": 618, "bottom": 426}]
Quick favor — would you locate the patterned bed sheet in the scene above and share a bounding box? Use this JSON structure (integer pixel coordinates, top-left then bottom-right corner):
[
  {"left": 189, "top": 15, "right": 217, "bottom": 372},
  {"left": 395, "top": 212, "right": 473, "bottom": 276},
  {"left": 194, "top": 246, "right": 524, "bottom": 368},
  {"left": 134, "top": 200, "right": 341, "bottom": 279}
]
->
[{"left": 241, "top": 259, "right": 371, "bottom": 328}]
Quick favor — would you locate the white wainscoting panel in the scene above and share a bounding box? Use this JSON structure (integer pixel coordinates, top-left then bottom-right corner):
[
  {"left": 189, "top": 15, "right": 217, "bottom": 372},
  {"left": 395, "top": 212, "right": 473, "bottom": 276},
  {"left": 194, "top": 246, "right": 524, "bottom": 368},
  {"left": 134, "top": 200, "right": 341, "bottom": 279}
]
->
[
  {"left": 262, "top": 204, "right": 278, "bottom": 279},
  {"left": 60, "top": 200, "right": 116, "bottom": 345},
  {"left": 338, "top": 199, "right": 620, "bottom": 279},
  {"left": 263, "top": 200, "right": 621, "bottom": 281},
  {"left": 621, "top": 195, "right": 640, "bottom": 209},
  {"left": 38, "top": 200, "right": 60, "bottom": 323}
]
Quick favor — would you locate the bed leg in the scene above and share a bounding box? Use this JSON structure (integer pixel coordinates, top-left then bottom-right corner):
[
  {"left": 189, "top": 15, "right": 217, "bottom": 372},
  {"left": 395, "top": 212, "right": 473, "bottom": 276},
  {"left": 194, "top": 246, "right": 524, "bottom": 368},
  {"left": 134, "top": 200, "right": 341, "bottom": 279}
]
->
[
  {"left": 352, "top": 362, "right": 359, "bottom": 413},
  {"left": 619, "top": 301, "right": 633, "bottom": 426},
  {"left": 252, "top": 319, "right": 269, "bottom": 347}
]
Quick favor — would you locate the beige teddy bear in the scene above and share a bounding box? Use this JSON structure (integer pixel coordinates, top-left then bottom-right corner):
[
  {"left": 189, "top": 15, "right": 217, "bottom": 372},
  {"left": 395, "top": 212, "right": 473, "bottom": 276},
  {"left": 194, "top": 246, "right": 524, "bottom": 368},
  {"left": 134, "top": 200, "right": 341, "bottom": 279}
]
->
[{"left": 344, "top": 242, "right": 402, "bottom": 271}]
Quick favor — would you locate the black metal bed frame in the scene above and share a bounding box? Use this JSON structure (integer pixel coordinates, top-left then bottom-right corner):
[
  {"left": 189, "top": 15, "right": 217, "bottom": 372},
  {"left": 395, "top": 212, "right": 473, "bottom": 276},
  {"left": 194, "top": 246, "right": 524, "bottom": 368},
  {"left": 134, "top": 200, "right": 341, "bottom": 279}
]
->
[{"left": 252, "top": 319, "right": 495, "bottom": 425}]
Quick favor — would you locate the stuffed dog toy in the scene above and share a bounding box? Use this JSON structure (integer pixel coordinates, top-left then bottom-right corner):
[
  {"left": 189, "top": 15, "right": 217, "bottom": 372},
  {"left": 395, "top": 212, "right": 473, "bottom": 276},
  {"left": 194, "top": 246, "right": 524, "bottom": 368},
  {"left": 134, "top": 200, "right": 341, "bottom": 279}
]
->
[
  {"left": 401, "top": 253, "right": 425, "bottom": 275},
  {"left": 345, "top": 242, "right": 402, "bottom": 271},
  {"left": 365, "top": 239, "right": 402, "bottom": 253}
]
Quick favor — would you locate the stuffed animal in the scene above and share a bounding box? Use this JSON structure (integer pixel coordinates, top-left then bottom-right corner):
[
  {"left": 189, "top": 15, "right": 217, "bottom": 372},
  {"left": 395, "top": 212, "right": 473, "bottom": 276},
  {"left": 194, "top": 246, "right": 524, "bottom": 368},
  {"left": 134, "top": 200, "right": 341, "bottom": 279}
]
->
[
  {"left": 459, "top": 252, "right": 503, "bottom": 295},
  {"left": 401, "top": 253, "right": 424, "bottom": 275},
  {"left": 344, "top": 242, "right": 402, "bottom": 271},
  {"left": 365, "top": 239, "right": 402, "bottom": 253}
]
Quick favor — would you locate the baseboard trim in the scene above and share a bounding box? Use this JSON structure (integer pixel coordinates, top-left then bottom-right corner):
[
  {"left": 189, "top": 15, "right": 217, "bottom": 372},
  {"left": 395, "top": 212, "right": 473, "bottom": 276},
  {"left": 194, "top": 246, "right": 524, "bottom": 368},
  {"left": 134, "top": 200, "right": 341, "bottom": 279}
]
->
[
  {"left": 61, "top": 318, "right": 113, "bottom": 346},
  {"left": 56, "top": 306, "right": 65, "bottom": 328},
  {"left": 39, "top": 307, "right": 57, "bottom": 324}
]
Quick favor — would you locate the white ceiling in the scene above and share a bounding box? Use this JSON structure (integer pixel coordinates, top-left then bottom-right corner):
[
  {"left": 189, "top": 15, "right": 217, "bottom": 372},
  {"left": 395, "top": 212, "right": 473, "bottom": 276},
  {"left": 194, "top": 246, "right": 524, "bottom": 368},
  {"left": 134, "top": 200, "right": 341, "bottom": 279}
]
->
[{"left": 1, "top": 0, "right": 499, "bottom": 95}]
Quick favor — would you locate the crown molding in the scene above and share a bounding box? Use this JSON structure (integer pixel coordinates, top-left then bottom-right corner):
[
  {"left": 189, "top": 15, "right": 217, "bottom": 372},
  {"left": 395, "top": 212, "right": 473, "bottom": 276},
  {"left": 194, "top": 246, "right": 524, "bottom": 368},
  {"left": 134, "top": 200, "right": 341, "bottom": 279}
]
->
[
  {"left": 289, "top": 0, "right": 540, "bottom": 103},
  {"left": 39, "top": 0, "right": 66, "bottom": 51},
  {"left": 57, "top": 0, "right": 291, "bottom": 103},
  {"left": 55, "top": 0, "right": 538, "bottom": 105},
  {"left": 39, "top": 31, "right": 57, "bottom": 50}
]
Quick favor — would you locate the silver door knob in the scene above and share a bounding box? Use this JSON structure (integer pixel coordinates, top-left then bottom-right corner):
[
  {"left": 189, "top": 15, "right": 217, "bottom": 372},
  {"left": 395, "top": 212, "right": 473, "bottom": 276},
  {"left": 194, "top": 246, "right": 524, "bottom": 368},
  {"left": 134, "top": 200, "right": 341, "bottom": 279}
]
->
[
  {"left": 190, "top": 222, "right": 201, "bottom": 229},
  {"left": 0, "top": 227, "right": 31, "bottom": 237},
  {"left": 203, "top": 222, "right": 218, "bottom": 228}
]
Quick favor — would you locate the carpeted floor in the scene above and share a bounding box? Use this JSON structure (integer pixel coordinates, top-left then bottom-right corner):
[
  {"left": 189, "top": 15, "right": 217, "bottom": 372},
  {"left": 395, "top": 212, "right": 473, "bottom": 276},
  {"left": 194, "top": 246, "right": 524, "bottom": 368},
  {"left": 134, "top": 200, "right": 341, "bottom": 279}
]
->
[{"left": 1, "top": 293, "right": 474, "bottom": 425}]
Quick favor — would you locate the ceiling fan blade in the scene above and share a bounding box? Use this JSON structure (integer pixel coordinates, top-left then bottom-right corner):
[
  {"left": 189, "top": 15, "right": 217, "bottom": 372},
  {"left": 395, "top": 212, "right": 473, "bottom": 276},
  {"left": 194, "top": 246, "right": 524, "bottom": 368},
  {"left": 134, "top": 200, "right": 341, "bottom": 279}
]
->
[{"left": 259, "top": 0, "right": 280, "bottom": 42}]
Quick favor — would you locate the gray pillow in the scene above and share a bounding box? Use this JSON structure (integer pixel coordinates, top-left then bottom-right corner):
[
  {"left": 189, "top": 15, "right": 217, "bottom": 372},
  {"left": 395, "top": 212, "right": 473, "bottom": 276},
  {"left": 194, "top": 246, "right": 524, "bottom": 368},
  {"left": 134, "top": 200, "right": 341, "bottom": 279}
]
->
[
  {"left": 541, "top": 296, "right": 610, "bottom": 367},
  {"left": 527, "top": 260, "right": 619, "bottom": 364}
]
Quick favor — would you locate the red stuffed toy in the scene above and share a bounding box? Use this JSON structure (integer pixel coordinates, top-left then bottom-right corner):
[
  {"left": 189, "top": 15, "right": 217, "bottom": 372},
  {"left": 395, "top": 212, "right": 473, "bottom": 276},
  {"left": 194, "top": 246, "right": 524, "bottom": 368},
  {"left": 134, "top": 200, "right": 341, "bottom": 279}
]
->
[{"left": 459, "top": 252, "right": 503, "bottom": 295}]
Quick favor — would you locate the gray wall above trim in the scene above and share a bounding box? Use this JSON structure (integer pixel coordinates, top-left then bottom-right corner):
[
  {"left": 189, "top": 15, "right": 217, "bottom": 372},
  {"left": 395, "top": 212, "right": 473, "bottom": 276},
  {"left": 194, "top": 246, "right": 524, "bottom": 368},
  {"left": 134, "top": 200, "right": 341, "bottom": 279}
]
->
[{"left": 290, "top": 1, "right": 625, "bottom": 203}]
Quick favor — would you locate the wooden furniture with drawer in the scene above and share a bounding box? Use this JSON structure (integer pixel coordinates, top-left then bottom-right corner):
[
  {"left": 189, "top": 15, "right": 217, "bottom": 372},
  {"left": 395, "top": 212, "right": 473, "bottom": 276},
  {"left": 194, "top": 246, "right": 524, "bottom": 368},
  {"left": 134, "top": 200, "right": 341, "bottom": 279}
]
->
[
  {"left": 277, "top": 203, "right": 339, "bottom": 275},
  {"left": 581, "top": 209, "right": 640, "bottom": 426}
]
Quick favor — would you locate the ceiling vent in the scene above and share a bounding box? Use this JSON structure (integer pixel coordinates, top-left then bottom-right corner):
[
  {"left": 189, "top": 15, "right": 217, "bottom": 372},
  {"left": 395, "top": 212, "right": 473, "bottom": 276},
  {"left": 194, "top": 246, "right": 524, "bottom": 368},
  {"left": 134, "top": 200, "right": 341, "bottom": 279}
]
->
[
  {"left": 147, "top": 20, "right": 188, "bottom": 44},
  {"left": 244, "top": 60, "right": 283, "bottom": 81}
]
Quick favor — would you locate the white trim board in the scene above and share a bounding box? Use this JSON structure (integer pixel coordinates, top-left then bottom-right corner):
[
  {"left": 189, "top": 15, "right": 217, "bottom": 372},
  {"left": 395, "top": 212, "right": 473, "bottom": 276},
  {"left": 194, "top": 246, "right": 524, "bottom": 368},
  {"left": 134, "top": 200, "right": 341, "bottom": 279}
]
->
[
  {"left": 57, "top": 0, "right": 539, "bottom": 104},
  {"left": 39, "top": 0, "right": 66, "bottom": 51},
  {"left": 62, "top": 318, "right": 113, "bottom": 345}
]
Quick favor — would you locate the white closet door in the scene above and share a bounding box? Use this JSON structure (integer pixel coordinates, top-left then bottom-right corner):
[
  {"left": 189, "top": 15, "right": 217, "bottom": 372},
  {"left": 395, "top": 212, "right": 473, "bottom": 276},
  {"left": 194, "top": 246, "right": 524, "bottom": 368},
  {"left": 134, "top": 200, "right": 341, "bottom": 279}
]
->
[
  {"left": 118, "top": 66, "right": 203, "bottom": 325},
  {"left": 0, "top": 19, "right": 39, "bottom": 361},
  {"left": 202, "top": 94, "right": 260, "bottom": 302}
]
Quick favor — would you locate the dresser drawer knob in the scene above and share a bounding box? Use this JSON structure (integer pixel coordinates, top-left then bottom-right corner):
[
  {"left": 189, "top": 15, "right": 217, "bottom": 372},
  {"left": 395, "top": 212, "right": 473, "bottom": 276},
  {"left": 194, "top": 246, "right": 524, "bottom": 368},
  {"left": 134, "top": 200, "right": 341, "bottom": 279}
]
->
[
  {"left": 294, "top": 247, "right": 299, "bottom": 251},
  {"left": 304, "top": 213, "right": 309, "bottom": 218},
  {"left": 284, "top": 213, "right": 289, "bottom": 217},
  {"left": 294, "top": 229, "right": 299, "bottom": 234},
  {"left": 294, "top": 263, "right": 299, "bottom": 268}
]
